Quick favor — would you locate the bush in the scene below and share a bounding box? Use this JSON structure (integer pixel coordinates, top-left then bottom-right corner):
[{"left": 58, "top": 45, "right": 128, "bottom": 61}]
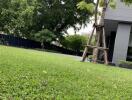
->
[
  {"left": 34, "top": 29, "right": 56, "bottom": 48},
  {"left": 61, "top": 35, "right": 87, "bottom": 52},
  {"left": 0, "top": 38, "right": 8, "bottom": 45},
  {"left": 87, "top": 55, "right": 93, "bottom": 62},
  {"left": 119, "top": 60, "right": 132, "bottom": 69}
]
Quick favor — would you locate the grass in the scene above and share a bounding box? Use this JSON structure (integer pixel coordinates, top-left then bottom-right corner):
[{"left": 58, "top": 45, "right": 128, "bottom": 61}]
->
[{"left": 0, "top": 45, "right": 132, "bottom": 99}]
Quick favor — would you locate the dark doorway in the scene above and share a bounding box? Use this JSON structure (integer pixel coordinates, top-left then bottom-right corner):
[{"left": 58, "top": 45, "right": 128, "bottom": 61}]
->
[
  {"left": 127, "top": 47, "right": 132, "bottom": 61},
  {"left": 108, "top": 31, "right": 116, "bottom": 62},
  {"left": 127, "top": 33, "right": 132, "bottom": 61}
]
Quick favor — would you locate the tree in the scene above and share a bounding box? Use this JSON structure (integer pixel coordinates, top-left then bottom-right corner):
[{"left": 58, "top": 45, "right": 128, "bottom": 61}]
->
[
  {"left": 77, "top": 0, "right": 116, "bottom": 64},
  {"left": 0, "top": 0, "right": 36, "bottom": 37},
  {"left": 31, "top": 0, "right": 94, "bottom": 38},
  {"left": 123, "top": 0, "right": 132, "bottom": 4},
  {"left": 0, "top": 0, "right": 94, "bottom": 41},
  {"left": 61, "top": 35, "right": 87, "bottom": 53},
  {"left": 34, "top": 29, "right": 56, "bottom": 49}
]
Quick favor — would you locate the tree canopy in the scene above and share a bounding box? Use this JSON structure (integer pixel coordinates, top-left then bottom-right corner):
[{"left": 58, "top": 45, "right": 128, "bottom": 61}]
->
[
  {"left": 123, "top": 0, "right": 132, "bottom": 4},
  {"left": 61, "top": 35, "right": 87, "bottom": 52},
  {"left": 0, "top": 0, "right": 36, "bottom": 37},
  {"left": 0, "top": 0, "right": 94, "bottom": 41}
]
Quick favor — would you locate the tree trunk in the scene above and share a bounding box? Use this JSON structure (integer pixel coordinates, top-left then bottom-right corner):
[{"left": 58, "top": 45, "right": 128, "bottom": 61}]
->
[
  {"left": 92, "top": 0, "right": 100, "bottom": 62},
  {"left": 103, "top": 28, "right": 108, "bottom": 64},
  {"left": 81, "top": 0, "right": 100, "bottom": 62},
  {"left": 93, "top": 0, "right": 109, "bottom": 64},
  {"left": 41, "top": 42, "right": 44, "bottom": 50},
  {"left": 93, "top": 29, "right": 101, "bottom": 63},
  {"left": 82, "top": 0, "right": 109, "bottom": 64},
  {"left": 95, "top": 0, "right": 100, "bottom": 25}
]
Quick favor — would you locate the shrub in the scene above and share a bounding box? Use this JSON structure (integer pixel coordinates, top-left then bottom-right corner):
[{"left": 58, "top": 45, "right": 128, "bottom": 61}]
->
[
  {"left": 119, "top": 60, "right": 132, "bottom": 69},
  {"left": 0, "top": 38, "right": 8, "bottom": 45},
  {"left": 34, "top": 29, "right": 56, "bottom": 48},
  {"left": 87, "top": 55, "right": 93, "bottom": 62},
  {"left": 61, "top": 35, "right": 87, "bottom": 52}
]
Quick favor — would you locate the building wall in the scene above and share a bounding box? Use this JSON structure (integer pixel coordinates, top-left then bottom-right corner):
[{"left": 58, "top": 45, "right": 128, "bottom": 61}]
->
[
  {"left": 105, "top": 0, "right": 132, "bottom": 22},
  {"left": 112, "top": 23, "right": 131, "bottom": 64}
]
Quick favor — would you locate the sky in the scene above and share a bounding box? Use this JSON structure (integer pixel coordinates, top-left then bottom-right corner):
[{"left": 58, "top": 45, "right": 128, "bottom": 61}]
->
[
  {"left": 67, "top": 19, "right": 94, "bottom": 35},
  {"left": 67, "top": 0, "right": 97, "bottom": 35}
]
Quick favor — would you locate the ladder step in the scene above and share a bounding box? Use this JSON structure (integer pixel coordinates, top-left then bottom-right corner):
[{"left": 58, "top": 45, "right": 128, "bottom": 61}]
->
[{"left": 85, "top": 45, "right": 109, "bottom": 50}]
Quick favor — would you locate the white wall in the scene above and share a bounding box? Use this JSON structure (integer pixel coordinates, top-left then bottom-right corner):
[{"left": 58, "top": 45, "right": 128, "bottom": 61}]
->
[{"left": 112, "top": 23, "right": 131, "bottom": 64}]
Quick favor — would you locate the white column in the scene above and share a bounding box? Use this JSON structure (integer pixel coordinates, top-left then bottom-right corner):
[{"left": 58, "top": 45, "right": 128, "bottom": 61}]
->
[{"left": 112, "top": 23, "right": 131, "bottom": 65}]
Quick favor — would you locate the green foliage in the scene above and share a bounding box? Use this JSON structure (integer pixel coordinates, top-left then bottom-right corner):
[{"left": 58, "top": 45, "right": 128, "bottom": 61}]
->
[
  {"left": 109, "top": 0, "right": 116, "bottom": 8},
  {"left": 34, "top": 29, "right": 56, "bottom": 43},
  {"left": 61, "top": 35, "right": 87, "bottom": 52},
  {"left": 78, "top": 0, "right": 117, "bottom": 10},
  {"left": 87, "top": 55, "right": 94, "bottom": 62},
  {"left": 0, "top": 0, "right": 36, "bottom": 37},
  {"left": 0, "top": 38, "right": 7, "bottom": 45},
  {"left": 33, "top": 0, "right": 94, "bottom": 36},
  {"left": 99, "top": 0, "right": 105, "bottom": 7},
  {"left": 88, "top": 55, "right": 93, "bottom": 59},
  {"left": 119, "top": 60, "right": 132, "bottom": 69},
  {"left": 1, "top": 45, "right": 132, "bottom": 99},
  {"left": 122, "top": 0, "right": 132, "bottom": 4},
  {"left": 0, "top": 0, "right": 94, "bottom": 40},
  {"left": 77, "top": 1, "right": 94, "bottom": 13},
  {"left": 99, "top": 0, "right": 116, "bottom": 8}
]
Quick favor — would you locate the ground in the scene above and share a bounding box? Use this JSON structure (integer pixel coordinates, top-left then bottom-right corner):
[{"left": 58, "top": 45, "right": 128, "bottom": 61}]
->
[{"left": 0, "top": 45, "right": 132, "bottom": 99}]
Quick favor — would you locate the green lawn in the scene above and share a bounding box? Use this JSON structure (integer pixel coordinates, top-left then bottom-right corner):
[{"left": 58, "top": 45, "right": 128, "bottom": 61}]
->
[{"left": 0, "top": 45, "right": 132, "bottom": 99}]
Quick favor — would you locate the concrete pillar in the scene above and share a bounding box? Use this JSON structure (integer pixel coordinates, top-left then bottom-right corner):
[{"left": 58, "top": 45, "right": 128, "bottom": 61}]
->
[{"left": 112, "top": 23, "right": 131, "bottom": 65}]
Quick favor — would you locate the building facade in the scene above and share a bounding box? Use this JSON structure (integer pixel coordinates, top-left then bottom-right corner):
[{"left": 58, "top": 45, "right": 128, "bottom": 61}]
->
[{"left": 104, "top": 0, "right": 132, "bottom": 64}]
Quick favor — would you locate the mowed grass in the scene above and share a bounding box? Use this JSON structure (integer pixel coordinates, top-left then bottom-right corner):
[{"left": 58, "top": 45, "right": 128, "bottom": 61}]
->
[{"left": 0, "top": 45, "right": 132, "bottom": 99}]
